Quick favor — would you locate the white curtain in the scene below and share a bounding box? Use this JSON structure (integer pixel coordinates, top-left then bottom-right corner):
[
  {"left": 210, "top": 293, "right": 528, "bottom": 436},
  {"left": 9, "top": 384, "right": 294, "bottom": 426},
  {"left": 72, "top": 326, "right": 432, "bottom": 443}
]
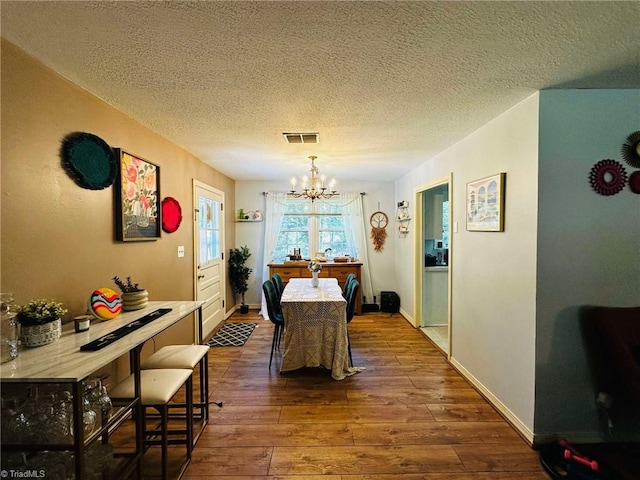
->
[
  {"left": 341, "top": 193, "right": 374, "bottom": 305},
  {"left": 260, "top": 192, "right": 287, "bottom": 319}
]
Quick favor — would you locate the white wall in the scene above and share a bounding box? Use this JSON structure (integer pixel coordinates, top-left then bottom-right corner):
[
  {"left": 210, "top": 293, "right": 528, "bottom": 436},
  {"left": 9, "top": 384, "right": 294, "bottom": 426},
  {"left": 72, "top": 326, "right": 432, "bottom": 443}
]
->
[
  {"left": 234, "top": 180, "right": 396, "bottom": 308},
  {"left": 535, "top": 89, "right": 640, "bottom": 442},
  {"left": 395, "top": 94, "right": 540, "bottom": 438}
]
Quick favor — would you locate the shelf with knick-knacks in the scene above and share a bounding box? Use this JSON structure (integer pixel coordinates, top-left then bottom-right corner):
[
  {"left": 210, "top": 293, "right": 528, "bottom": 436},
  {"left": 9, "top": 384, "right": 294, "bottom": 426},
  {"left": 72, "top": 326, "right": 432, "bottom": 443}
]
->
[
  {"left": 236, "top": 209, "right": 263, "bottom": 222},
  {"left": 396, "top": 200, "right": 410, "bottom": 234}
]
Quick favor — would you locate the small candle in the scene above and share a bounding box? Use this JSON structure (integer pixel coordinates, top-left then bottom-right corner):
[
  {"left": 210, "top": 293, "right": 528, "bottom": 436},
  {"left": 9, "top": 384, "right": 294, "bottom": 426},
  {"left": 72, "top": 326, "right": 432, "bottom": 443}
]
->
[
  {"left": 291, "top": 177, "right": 296, "bottom": 190},
  {"left": 74, "top": 315, "right": 92, "bottom": 333}
]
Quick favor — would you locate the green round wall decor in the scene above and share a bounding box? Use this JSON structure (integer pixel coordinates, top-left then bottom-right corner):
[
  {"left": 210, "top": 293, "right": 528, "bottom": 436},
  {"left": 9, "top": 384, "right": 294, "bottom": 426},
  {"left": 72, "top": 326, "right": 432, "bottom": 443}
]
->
[{"left": 61, "top": 132, "right": 117, "bottom": 190}]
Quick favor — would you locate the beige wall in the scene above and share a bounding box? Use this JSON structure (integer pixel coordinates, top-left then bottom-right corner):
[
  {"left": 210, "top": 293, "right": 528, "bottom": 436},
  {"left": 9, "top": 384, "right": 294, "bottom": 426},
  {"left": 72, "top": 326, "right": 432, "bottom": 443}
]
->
[
  {"left": 395, "top": 94, "right": 540, "bottom": 440},
  {"left": 1, "top": 40, "right": 235, "bottom": 353}
]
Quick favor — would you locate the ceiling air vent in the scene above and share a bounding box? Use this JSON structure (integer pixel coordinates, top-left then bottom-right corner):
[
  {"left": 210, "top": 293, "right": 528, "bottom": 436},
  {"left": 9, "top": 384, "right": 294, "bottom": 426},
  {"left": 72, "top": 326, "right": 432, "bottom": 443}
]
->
[{"left": 283, "top": 132, "right": 319, "bottom": 144}]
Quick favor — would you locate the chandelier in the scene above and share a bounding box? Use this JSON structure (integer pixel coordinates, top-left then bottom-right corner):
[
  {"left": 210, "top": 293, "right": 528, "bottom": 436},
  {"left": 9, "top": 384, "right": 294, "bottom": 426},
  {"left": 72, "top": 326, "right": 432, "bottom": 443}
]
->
[{"left": 289, "top": 156, "right": 338, "bottom": 201}]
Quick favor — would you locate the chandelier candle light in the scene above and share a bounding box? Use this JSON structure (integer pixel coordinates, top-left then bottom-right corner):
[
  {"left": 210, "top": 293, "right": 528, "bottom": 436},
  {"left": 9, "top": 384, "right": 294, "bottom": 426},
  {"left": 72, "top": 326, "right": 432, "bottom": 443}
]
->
[{"left": 290, "top": 156, "right": 337, "bottom": 201}]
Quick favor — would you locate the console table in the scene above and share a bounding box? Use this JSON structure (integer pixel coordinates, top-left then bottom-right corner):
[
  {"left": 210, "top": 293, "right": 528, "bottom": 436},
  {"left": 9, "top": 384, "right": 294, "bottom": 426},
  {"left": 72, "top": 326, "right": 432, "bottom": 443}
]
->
[
  {"left": 0, "top": 300, "right": 204, "bottom": 480},
  {"left": 268, "top": 262, "right": 362, "bottom": 314}
]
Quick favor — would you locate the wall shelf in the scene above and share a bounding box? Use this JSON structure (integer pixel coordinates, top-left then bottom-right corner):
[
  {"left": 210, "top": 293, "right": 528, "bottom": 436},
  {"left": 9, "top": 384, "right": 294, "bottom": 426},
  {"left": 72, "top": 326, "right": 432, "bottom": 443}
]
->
[
  {"left": 396, "top": 201, "right": 410, "bottom": 235},
  {"left": 237, "top": 209, "right": 262, "bottom": 222}
]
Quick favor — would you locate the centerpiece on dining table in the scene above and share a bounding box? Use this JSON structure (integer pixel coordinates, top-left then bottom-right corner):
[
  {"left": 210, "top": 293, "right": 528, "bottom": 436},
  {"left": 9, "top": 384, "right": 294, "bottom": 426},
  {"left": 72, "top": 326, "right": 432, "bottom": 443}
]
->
[{"left": 308, "top": 261, "right": 323, "bottom": 288}]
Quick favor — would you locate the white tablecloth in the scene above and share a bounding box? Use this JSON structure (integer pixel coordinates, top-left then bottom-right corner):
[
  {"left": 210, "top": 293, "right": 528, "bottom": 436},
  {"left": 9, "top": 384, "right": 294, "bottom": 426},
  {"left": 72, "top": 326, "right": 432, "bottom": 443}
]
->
[{"left": 280, "top": 278, "right": 364, "bottom": 380}]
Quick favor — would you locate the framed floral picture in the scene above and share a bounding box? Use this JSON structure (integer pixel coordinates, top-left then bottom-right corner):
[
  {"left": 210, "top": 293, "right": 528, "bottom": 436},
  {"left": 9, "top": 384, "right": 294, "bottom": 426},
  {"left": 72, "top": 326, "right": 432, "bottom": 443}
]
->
[
  {"left": 466, "top": 172, "right": 506, "bottom": 232},
  {"left": 114, "top": 149, "right": 161, "bottom": 241}
]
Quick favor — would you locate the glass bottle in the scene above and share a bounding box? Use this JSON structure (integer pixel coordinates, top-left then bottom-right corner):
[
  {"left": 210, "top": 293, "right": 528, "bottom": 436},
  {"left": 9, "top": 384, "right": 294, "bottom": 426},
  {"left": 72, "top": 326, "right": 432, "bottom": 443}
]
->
[
  {"left": 82, "top": 385, "right": 97, "bottom": 435},
  {"left": 1, "top": 292, "right": 19, "bottom": 363},
  {"left": 97, "top": 386, "right": 113, "bottom": 425}
]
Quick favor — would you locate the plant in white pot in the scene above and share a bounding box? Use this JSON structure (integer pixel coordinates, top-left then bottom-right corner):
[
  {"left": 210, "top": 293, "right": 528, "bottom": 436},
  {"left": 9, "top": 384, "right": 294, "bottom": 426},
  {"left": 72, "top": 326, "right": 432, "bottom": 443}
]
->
[
  {"left": 228, "top": 245, "right": 252, "bottom": 314},
  {"left": 113, "top": 276, "right": 148, "bottom": 311},
  {"left": 16, "top": 299, "right": 67, "bottom": 347}
]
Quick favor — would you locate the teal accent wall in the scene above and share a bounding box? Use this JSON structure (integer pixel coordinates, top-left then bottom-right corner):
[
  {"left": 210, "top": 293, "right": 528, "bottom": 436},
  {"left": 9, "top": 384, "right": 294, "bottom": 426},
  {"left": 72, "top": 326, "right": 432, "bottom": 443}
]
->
[{"left": 535, "top": 89, "right": 640, "bottom": 440}]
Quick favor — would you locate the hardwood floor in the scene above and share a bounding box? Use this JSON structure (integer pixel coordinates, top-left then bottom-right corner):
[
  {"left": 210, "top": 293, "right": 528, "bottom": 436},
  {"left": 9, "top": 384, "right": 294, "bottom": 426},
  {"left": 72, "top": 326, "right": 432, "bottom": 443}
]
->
[{"left": 180, "top": 310, "right": 549, "bottom": 479}]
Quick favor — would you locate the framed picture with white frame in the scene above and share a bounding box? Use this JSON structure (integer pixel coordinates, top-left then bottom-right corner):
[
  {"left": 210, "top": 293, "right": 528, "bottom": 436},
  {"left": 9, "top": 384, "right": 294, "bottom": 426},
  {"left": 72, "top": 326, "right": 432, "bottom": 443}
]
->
[{"left": 466, "top": 172, "right": 506, "bottom": 232}]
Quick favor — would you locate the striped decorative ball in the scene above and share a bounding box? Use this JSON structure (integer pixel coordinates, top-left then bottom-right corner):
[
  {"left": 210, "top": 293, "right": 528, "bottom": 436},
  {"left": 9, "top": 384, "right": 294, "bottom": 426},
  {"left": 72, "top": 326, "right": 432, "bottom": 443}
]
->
[{"left": 89, "top": 287, "right": 122, "bottom": 320}]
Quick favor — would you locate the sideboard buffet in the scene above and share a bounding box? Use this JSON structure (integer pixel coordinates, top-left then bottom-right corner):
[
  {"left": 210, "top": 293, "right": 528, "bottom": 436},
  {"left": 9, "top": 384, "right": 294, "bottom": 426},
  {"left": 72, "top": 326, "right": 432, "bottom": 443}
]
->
[{"left": 268, "top": 262, "right": 362, "bottom": 315}]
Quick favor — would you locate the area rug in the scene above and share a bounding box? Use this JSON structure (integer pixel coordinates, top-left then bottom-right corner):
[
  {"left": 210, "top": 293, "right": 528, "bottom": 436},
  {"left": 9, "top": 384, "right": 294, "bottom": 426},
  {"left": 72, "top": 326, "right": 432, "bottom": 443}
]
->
[{"left": 207, "top": 323, "right": 257, "bottom": 347}]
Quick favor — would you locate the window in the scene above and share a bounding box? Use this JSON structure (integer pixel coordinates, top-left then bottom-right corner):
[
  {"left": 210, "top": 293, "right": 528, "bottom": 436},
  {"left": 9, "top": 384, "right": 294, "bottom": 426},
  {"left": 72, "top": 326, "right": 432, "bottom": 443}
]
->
[{"left": 273, "top": 198, "right": 349, "bottom": 262}]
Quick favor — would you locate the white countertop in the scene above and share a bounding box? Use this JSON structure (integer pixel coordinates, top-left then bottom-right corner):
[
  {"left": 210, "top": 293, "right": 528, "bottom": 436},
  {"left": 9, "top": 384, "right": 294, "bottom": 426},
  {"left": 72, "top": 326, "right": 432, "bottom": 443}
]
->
[
  {"left": 0, "top": 301, "right": 203, "bottom": 383},
  {"left": 425, "top": 266, "right": 449, "bottom": 272}
]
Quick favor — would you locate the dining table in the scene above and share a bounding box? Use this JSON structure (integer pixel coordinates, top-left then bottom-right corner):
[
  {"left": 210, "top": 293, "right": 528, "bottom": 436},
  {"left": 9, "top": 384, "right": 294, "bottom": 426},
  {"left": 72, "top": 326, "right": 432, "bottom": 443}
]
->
[{"left": 280, "top": 277, "right": 364, "bottom": 380}]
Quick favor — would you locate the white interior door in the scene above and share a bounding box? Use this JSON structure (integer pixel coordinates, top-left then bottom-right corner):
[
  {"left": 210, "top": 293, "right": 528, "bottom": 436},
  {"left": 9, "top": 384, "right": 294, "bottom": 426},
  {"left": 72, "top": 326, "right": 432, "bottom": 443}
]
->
[{"left": 193, "top": 180, "right": 225, "bottom": 341}]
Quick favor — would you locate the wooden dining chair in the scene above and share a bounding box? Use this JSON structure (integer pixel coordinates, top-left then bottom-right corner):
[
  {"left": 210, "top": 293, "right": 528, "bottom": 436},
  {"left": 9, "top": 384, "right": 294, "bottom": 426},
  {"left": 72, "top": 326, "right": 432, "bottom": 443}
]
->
[
  {"left": 271, "top": 273, "right": 284, "bottom": 300},
  {"left": 262, "top": 279, "right": 285, "bottom": 369},
  {"left": 345, "top": 279, "right": 359, "bottom": 366}
]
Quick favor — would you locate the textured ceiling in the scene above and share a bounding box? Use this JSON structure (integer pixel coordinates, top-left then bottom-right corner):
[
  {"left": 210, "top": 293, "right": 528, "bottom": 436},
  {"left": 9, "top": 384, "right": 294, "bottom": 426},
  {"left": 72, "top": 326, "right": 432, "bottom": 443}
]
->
[{"left": 1, "top": 1, "right": 639, "bottom": 182}]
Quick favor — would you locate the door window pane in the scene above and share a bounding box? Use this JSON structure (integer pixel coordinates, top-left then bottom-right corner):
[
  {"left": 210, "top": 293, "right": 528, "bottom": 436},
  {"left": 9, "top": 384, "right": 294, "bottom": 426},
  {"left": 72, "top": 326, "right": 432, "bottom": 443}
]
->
[{"left": 199, "top": 197, "right": 220, "bottom": 264}]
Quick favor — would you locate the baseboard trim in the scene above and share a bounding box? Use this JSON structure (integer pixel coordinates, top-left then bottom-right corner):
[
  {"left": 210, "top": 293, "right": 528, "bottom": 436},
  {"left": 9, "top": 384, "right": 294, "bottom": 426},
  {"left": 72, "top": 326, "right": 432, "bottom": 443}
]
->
[
  {"left": 227, "top": 303, "right": 261, "bottom": 317},
  {"left": 450, "top": 357, "right": 535, "bottom": 445},
  {"left": 399, "top": 307, "right": 416, "bottom": 327},
  {"left": 533, "top": 431, "right": 610, "bottom": 446},
  {"left": 533, "top": 429, "right": 640, "bottom": 447}
]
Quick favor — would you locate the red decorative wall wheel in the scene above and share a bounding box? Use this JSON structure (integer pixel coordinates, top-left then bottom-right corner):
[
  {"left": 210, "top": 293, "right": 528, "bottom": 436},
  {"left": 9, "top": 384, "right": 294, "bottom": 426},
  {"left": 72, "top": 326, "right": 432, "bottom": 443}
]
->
[
  {"left": 161, "top": 197, "right": 183, "bottom": 233},
  {"left": 589, "top": 159, "right": 627, "bottom": 196}
]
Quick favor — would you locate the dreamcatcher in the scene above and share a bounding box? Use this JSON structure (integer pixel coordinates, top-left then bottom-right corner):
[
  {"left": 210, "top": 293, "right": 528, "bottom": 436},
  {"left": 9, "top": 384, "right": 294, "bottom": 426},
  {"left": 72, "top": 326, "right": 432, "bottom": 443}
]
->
[{"left": 369, "top": 207, "right": 388, "bottom": 252}]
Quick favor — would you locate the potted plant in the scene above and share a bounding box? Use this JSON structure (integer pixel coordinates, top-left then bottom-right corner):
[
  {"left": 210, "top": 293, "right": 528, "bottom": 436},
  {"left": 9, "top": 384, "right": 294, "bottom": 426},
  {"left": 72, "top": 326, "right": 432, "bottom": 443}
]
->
[
  {"left": 16, "top": 299, "right": 67, "bottom": 347},
  {"left": 113, "top": 276, "right": 148, "bottom": 311},
  {"left": 228, "top": 245, "right": 252, "bottom": 314}
]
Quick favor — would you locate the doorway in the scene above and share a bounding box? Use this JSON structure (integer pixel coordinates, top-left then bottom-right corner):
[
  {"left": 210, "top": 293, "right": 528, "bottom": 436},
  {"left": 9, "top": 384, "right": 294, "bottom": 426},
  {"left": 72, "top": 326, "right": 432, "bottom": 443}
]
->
[
  {"left": 193, "top": 180, "right": 225, "bottom": 342},
  {"left": 414, "top": 176, "right": 451, "bottom": 355}
]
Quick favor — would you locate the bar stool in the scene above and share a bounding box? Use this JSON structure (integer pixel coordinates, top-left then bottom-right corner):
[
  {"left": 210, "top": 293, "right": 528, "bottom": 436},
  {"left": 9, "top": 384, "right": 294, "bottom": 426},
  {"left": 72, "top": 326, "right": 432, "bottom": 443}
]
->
[
  {"left": 140, "top": 345, "right": 210, "bottom": 426},
  {"left": 110, "top": 368, "right": 193, "bottom": 479}
]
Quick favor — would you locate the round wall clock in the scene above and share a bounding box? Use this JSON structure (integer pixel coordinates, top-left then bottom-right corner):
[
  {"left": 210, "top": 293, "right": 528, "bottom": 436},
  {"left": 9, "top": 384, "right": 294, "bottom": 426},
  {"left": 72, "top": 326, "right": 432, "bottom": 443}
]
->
[
  {"left": 162, "top": 197, "right": 183, "bottom": 233},
  {"left": 61, "top": 132, "right": 117, "bottom": 190}
]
